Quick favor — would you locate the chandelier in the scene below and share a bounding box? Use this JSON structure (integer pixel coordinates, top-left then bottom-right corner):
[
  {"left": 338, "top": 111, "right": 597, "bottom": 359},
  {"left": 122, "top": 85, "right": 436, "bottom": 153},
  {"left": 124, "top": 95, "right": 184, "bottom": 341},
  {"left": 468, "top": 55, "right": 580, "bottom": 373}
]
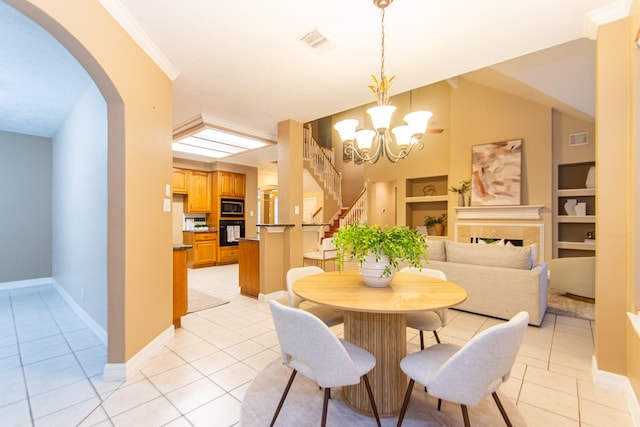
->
[{"left": 334, "top": 0, "right": 432, "bottom": 164}]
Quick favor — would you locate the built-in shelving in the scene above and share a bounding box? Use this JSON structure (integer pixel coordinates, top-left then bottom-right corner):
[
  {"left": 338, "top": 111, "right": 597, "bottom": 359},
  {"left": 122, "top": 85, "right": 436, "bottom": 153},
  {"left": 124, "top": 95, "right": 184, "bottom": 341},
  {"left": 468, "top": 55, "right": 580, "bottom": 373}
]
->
[
  {"left": 405, "top": 175, "right": 448, "bottom": 237},
  {"left": 406, "top": 195, "right": 448, "bottom": 203},
  {"left": 557, "top": 188, "right": 596, "bottom": 197},
  {"left": 557, "top": 241, "right": 596, "bottom": 250},
  {"left": 557, "top": 215, "right": 596, "bottom": 223},
  {"left": 554, "top": 161, "right": 596, "bottom": 258}
]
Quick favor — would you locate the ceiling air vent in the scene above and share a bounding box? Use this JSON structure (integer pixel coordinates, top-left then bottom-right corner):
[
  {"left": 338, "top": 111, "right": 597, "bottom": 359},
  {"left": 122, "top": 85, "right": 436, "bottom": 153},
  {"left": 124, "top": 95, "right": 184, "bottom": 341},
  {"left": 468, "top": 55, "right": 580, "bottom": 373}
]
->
[
  {"left": 569, "top": 132, "right": 589, "bottom": 146},
  {"left": 300, "top": 28, "right": 333, "bottom": 53}
]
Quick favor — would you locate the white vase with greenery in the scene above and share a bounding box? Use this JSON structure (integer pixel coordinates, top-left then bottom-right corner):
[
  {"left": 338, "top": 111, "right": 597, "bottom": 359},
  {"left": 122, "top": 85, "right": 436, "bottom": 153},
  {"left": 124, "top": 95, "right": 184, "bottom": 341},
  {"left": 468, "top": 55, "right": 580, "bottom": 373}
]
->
[{"left": 333, "top": 223, "right": 429, "bottom": 288}]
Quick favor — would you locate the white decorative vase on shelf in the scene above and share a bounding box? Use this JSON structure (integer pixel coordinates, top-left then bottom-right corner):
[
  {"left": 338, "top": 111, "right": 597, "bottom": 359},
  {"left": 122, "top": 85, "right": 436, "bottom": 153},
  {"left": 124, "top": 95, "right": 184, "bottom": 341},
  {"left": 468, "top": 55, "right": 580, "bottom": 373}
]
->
[
  {"left": 359, "top": 254, "right": 394, "bottom": 288},
  {"left": 564, "top": 199, "right": 577, "bottom": 216},
  {"left": 575, "top": 202, "right": 587, "bottom": 216},
  {"left": 464, "top": 194, "right": 471, "bottom": 207},
  {"left": 586, "top": 166, "right": 596, "bottom": 188}
]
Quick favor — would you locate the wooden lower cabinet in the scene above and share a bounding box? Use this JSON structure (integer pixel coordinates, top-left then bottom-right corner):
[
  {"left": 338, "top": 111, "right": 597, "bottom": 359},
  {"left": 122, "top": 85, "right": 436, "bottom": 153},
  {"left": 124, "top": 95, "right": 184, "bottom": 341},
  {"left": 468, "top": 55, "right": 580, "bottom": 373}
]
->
[
  {"left": 183, "top": 232, "right": 218, "bottom": 268},
  {"left": 172, "top": 248, "right": 188, "bottom": 328},
  {"left": 218, "top": 246, "right": 240, "bottom": 264},
  {"left": 239, "top": 239, "right": 259, "bottom": 297}
]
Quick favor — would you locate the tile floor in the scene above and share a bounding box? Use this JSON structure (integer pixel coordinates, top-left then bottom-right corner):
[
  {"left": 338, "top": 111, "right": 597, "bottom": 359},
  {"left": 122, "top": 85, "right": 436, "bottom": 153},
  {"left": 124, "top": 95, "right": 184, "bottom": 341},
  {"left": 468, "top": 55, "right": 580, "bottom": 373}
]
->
[{"left": 1, "top": 264, "right": 635, "bottom": 426}]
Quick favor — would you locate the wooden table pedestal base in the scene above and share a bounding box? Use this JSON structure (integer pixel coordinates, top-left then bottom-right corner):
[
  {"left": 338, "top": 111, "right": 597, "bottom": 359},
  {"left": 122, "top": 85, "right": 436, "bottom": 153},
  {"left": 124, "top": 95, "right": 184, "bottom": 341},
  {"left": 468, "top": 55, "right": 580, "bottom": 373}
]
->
[{"left": 343, "top": 311, "right": 407, "bottom": 418}]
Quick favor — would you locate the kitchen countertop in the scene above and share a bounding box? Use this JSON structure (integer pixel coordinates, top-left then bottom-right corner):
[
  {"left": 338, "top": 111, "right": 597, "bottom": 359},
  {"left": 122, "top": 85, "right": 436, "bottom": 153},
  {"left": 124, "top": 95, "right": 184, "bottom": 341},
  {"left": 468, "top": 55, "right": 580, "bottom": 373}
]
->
[
  {"left": 173, "top": 244, "right": 193, "bottom": 251},
  {"left": 238, "top": 237, "right": 259, "bottom": 242},
  {"left": 183, "top": 229, "right": 218, "bottom": 233}
]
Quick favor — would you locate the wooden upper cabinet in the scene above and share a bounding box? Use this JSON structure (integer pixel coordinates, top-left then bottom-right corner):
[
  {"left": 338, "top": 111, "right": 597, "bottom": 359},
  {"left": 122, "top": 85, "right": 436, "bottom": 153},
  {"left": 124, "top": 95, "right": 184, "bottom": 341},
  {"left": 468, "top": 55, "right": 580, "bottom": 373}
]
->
[
  {"left": 185, "top": 171, "right": 211, "bottom": 213},
  {"left": 172, "top": 168, "right": 189, "bottom": 194},
  {"left": 217, "top": 171, "right": 245, "bottom": 197}
]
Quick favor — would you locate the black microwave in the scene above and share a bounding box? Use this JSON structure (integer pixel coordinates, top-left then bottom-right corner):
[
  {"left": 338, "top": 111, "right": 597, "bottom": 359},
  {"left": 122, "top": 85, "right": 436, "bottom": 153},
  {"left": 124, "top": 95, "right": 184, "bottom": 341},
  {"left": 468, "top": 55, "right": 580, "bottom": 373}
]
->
[{"left": 220, "top": 199, "right": 244, "bottom": 216}]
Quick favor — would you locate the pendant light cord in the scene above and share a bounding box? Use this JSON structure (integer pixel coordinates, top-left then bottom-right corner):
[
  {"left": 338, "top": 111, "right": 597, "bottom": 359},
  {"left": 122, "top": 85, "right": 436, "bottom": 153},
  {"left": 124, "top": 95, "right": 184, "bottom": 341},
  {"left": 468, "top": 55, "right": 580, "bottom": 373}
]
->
[{"left": 380, "top": 7, "right": 386, "bottom": 84}]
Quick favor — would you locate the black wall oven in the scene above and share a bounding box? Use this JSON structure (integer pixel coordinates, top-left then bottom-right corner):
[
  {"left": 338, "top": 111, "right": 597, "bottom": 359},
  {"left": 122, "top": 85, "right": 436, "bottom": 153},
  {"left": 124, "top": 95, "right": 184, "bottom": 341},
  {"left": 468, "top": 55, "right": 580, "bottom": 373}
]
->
[
  {"left": 219, "top": 220, "right": 245, "bottom": 246},
  {"left": 220, "top": 199, "right": 244, "bottom": 217}
]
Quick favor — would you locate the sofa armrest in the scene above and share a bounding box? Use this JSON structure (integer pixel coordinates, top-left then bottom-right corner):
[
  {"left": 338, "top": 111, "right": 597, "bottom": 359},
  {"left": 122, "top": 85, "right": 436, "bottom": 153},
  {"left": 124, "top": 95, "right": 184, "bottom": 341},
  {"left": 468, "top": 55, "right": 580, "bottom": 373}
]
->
[{"left": 427, "top": 260, "right": 548, "bottom": 325}]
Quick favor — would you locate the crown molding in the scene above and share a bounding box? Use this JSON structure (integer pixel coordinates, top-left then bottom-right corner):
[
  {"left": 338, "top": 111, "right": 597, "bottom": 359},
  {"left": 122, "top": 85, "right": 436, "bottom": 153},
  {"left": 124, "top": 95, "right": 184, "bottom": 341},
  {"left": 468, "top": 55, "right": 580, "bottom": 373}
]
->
[
  {"left": 584, "top": 0, "right": 632, "bottom": 39},
  {"left": 99, "top": 0, "right": 180, "bottom": 80}
]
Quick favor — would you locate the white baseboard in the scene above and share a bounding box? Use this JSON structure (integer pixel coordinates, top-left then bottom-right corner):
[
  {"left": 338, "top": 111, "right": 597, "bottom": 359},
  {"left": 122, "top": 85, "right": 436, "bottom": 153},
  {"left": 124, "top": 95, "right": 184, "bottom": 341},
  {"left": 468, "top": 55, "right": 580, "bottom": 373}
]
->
[
  {"left": 592, "top": 356, "right": 640, "bottom": 426},
  {"left": 0, "top": 277, "right": 53, "bottom": 290},
  {"left": 104, "top": 324, "right": 175, "bottom": 382},
  {"left": 258, "top": 290, "right": 287, "bottom": 303},
  {"left": 51, "top": 279, "right": 108, "bottom": 346}
]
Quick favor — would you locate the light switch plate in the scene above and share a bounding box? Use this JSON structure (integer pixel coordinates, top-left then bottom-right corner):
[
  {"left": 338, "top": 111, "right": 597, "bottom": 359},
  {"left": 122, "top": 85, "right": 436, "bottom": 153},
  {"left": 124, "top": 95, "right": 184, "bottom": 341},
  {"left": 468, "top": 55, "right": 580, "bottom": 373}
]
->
[
  {"left": 163, "top": 198, "right": 171, "bottom": 212},
  {"left": 165, "top": 184, "right": 171, "bottom": 196},
  {"left": 294, "top": 205, "right": 300, "bottom": 215}
]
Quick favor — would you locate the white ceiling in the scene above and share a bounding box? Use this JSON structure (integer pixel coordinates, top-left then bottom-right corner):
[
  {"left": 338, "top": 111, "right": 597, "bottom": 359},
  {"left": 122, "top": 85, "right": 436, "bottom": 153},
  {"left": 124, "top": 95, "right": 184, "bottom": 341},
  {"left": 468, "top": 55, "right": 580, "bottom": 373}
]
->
[{"left": 0, "top": 0, "right": 630, "bottom": 165}]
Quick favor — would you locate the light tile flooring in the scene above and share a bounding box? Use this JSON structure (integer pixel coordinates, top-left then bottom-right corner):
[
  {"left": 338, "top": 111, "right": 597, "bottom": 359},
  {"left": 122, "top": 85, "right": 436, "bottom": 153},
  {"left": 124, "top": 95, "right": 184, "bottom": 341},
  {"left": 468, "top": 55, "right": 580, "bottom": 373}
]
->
[{"left": 1, "top": 264, "right": 635, "bottom": 426}]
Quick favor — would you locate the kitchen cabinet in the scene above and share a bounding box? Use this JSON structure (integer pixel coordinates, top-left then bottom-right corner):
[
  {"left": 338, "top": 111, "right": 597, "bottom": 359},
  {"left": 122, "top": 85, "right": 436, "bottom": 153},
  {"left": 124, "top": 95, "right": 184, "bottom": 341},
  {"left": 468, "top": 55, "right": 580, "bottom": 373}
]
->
[
  {"left": 172, "top": 168, "right": 189, "bottom": 194},
  {"left": 216, "top": 171, "right": 245, "bottom": 198},
  {"left": 238, "top": 239, "right": 259, "bottom": 297},
  {"left": 183, "top": 231, "right": 217, "bottom": 267},
  {"left": 218, "top": 246, "right": 240, "bottom": 264},
  {"left": 185, "top": 170, "right": 211, "bottom": 213},
  {"left": 172, "top": 247, "right": 188, "bottom": 328}
]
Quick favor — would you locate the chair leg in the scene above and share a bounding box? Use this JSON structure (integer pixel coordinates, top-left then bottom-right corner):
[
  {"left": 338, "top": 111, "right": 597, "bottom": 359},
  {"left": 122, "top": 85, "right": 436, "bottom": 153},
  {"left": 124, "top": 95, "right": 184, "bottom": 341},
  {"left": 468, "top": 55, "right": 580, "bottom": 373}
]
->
[
  {"left": 362, "top": 374, "right": 381, "bottom": 427},
  {"left": 270, "top": 370, "right": 297, "bottom": 427},
  {"left": 492, "top": 391, "right": 513, "bottom": 427},
  {"left": 433, "top": 329, "right": 441, "bottom": 343},
  {"left": 396, "top": 379, "right": 415, "bottom": 427},
  {"left": 419, "top": 330, "right": 425, "bottom": 350},
  {"left": 437, "top": 398, "right": 442, "bottom": 411},
  {"left": 321, "top": 387, "right": 330, "bottom": 427},
  {"left": 461, "top": 404, "right": 470, "bottom": 427}
]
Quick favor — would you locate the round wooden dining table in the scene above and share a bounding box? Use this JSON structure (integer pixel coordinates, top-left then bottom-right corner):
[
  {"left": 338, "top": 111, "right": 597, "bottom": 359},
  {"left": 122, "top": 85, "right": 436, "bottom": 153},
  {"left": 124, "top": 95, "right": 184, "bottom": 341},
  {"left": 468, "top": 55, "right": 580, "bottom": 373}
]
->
[{"left": 293, "top": 269, "right": 467, "bottom": 418}]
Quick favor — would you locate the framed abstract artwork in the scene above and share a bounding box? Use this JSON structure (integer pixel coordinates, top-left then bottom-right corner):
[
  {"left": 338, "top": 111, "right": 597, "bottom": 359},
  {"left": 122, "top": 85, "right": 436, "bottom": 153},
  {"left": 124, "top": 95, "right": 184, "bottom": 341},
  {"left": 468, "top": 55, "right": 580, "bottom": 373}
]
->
[{"left": 470, "top": 139, "right": 522, "bottom": 206}]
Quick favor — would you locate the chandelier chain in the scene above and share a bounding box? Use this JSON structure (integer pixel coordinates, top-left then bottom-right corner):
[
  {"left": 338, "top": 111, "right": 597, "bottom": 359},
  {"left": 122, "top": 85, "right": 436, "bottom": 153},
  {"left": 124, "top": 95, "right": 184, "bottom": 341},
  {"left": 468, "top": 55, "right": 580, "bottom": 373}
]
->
[{"left": 380, "top": 7, "right": 386, "bottom": 84}]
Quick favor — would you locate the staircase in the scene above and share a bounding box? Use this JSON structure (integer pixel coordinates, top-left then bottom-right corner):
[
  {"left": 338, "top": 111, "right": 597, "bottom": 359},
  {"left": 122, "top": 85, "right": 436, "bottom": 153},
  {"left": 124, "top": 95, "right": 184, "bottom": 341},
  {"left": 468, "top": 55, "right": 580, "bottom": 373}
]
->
[
  {"left": 302, "top": 126, "right": 367, "bottom": 239},
  {"left": 302, "top": 127, "right": 341, "bottom": 204}
]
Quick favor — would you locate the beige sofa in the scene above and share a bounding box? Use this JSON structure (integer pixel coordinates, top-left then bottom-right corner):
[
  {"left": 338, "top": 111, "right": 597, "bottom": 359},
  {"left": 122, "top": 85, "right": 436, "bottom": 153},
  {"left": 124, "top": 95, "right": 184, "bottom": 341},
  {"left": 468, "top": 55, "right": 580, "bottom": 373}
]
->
[{"left": 423, "top": 240, "right": 548, "bottom": 326}]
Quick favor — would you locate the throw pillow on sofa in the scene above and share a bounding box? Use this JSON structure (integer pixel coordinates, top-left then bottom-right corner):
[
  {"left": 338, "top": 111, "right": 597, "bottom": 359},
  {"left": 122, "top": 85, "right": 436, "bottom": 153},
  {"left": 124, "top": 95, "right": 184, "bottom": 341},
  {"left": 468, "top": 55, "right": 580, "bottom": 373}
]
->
[
  {"left": 425, "top": 240, "right": 446, "bottom": 261},
  {"left": 445, "top": 241, "right": 532, "bottom": 270}
]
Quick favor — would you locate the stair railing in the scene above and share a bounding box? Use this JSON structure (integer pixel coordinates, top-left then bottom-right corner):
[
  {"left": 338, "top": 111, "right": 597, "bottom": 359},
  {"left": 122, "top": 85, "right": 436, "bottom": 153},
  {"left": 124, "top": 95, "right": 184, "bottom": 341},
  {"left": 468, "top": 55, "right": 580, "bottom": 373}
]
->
[
  {"left": 302, "top": 127, "right": 342, "bottom": 203},
  {"left": 340, "top": 187, "right": 367, "bottom": 228}
]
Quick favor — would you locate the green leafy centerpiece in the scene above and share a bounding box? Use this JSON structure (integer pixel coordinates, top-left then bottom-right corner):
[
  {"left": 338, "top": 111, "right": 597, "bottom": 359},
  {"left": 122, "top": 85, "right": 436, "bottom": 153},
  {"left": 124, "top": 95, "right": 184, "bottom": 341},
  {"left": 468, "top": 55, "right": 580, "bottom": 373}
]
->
[{"left": 333, "top": 222, "right": 429, "bottom": 287}]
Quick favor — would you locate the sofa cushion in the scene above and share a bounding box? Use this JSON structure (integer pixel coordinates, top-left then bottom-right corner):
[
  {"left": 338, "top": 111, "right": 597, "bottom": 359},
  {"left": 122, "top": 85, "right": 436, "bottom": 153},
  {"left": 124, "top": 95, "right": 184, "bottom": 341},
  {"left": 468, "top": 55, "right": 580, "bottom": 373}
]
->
[
  {"left": 426, "top": 240, "right": 446, "bottom": 261},
  {"left": 445, "top": 241, "right": 532, "bottom": 270},
  {"left": 506, "top": 241, "right": 538, "bottom": 267}
]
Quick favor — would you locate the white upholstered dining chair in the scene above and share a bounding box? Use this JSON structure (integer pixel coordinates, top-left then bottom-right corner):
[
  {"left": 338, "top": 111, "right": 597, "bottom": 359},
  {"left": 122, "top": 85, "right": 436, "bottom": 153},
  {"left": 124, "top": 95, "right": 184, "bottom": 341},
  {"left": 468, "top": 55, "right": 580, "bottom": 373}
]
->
[
  {"left": 286, "top": 266, "right": 343, "bottom": 327},
  {"left": 396, "top": 311, "right": 529, "bottom": 427},
  {"left": 269, "top": 300, "right": 381, "bottom": 427},
  {"left": 400, "top": 266, "right": 449, "bottom": 348}
]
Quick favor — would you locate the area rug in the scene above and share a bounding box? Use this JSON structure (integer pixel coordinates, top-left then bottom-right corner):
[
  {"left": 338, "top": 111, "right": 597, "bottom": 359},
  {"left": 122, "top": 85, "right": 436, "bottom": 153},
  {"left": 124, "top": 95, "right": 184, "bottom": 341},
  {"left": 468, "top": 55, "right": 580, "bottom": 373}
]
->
[
  {"left": 240, "top": 359, "right": 527, "bottom": 427},
  {"left": 547, "top": 287, "right": 595, "bottom": 321},
  {"left": 187, "top": 289, "right": 228, "bottom": 313}
]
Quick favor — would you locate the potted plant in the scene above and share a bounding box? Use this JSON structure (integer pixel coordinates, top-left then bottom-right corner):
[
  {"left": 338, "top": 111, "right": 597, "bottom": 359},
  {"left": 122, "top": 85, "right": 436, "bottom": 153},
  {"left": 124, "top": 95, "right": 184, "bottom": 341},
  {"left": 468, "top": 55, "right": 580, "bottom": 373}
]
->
[
  {"left": 333, "top": 222, "right": 429, "bottom": 287},
  {"left": 424, "top": 212, "right": 447, "bottom": 236},
  {"left": 449, "top": 179, "right": 471, "bottom": 206}
]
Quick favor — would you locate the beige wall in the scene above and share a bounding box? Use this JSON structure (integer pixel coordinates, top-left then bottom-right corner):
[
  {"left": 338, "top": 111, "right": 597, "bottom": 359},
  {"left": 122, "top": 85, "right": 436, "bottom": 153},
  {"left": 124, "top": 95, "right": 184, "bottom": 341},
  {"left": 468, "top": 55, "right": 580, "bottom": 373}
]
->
[
  {"left": 595, "top": 5, "right": 640, "bottom": 397},
  {"left": 450, "top": 78, "right": 553, "bottom": 257},
  {"left": 12, "top": 0, "right": 174, "bottom": 362}
]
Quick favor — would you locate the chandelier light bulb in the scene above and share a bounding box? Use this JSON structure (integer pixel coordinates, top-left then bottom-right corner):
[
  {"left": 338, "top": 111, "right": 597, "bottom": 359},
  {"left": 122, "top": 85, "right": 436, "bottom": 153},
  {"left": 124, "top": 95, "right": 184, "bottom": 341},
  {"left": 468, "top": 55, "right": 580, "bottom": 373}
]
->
[
  {"left": 391, "top": 125, "right": 413, "bottom": 149},
  {"left": 404, "top": 111, "right": 432, "bottom": 136},
  {"left": 333, "top": 119, "right": 358, "bottom": 142},
  {"left": 367, "top": 105, "right": 396, "bottom": 132},
  {"left": 355, "top": 129, "right": 376, "bottom": 151}
]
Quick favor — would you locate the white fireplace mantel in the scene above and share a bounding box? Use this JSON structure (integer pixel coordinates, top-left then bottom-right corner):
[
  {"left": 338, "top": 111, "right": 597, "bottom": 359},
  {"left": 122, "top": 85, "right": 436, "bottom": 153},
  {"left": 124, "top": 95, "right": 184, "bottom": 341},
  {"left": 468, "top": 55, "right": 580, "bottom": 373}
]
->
[{"left": 455, "top": 205, "right": 544, "bottom": 220}]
